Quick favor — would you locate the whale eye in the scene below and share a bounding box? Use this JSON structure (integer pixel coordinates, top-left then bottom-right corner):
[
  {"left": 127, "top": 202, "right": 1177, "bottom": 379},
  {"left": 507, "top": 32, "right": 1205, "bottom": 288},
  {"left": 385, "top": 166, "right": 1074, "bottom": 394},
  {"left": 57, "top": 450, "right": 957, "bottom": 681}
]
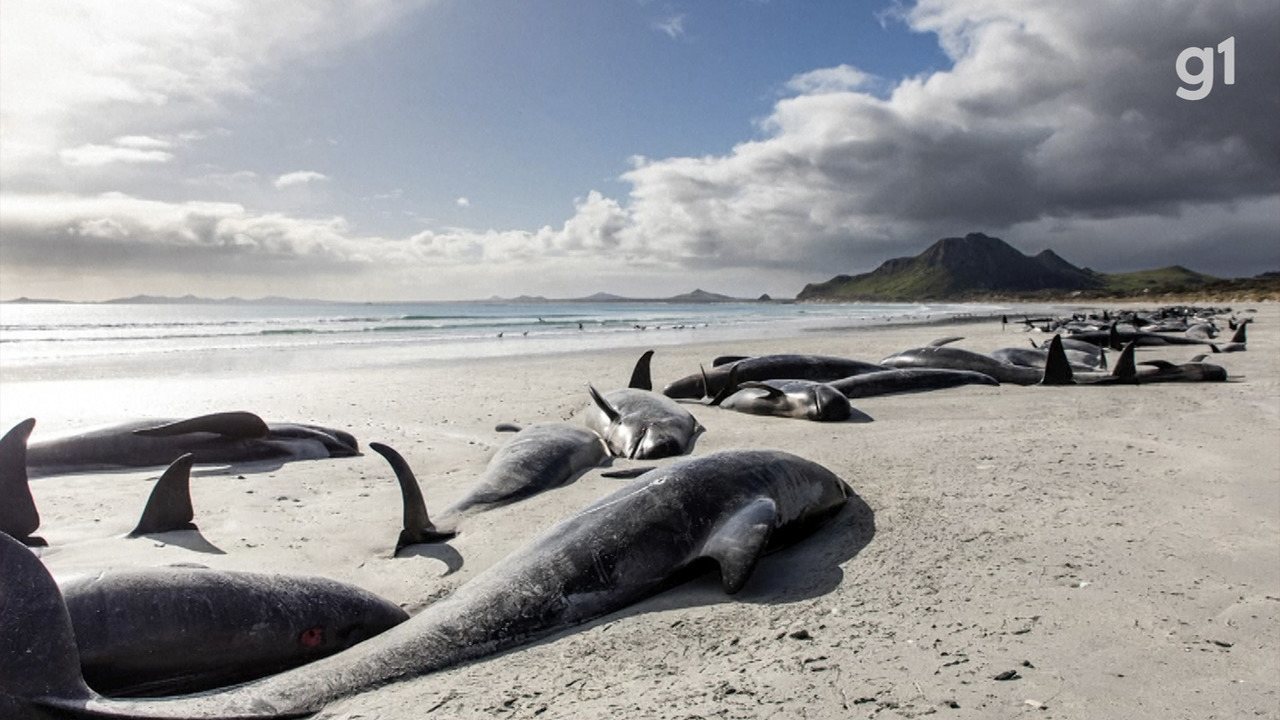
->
[{"left": 299, "top": 626, "right": 326, "bottom": 648}]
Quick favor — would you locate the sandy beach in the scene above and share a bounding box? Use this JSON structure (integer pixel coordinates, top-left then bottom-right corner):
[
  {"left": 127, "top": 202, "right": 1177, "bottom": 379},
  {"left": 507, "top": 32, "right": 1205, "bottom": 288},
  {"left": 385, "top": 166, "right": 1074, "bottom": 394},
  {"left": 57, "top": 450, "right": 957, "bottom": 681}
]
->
[{"left": 5, "top": 305, "right": 1278, "bottom": 719}]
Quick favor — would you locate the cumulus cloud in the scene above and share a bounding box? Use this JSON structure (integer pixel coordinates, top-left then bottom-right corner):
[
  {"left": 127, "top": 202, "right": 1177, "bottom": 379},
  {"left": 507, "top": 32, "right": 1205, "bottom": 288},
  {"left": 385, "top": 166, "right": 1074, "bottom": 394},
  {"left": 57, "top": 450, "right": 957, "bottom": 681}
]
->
[
  {"left": 274, "top": 171, "right": 330, "bottom": 189},
  {"left": 0, "top": 192, "right": 367, "bottom": 274},
  {"left": 455, "top": 197, "right": 471, "bottom": 208},
  {"left": 591, "top": 0, "right": 1279, "bottom": 275},
  {"left": 0, "top": 0, "right": 428, "bottom": 175}
]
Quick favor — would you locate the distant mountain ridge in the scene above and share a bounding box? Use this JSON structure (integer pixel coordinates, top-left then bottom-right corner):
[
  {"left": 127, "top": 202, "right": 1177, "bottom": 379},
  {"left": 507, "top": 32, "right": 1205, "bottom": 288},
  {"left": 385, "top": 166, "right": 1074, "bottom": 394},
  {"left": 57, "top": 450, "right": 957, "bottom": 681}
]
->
[{"left": 796, "top": 232, "right": 1276, "bottom": 301}]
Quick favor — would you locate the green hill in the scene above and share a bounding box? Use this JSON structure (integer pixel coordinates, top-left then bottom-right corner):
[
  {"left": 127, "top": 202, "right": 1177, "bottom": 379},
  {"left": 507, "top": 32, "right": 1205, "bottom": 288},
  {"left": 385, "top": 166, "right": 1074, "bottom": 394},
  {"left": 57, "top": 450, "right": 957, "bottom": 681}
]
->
[{"left": 797, "top": 233, "right": 1102, "bottom": 301}]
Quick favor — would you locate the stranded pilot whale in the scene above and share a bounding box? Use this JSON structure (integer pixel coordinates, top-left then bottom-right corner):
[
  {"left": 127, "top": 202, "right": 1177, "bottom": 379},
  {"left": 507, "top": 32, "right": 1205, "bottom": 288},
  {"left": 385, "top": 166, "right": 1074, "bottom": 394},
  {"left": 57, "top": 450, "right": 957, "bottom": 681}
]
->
[
  {"left": 369, "top": 425, "right": 608, "bottom": 551},
  {"left": 1, "top": 449, "right": 854, "bottom": 719},
  {"left": 664, "top": 354, "right": 886, "bottom": 399},
  {"left": 13, "top": 412, "right": 359, "bottom": 477},
  {"left": 584, "top": 351, "right": 703, "bottom": 459},
  {"left": 59, "top": 567, "right": 409, "bottom": 698}
]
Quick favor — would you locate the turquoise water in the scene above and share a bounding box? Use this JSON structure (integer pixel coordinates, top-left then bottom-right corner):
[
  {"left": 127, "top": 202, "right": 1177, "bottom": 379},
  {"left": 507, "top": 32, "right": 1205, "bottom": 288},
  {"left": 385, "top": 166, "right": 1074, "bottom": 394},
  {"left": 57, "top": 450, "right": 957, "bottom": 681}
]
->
[{"left": 0, "top": 300, "right": 1004, "bottom": 380}]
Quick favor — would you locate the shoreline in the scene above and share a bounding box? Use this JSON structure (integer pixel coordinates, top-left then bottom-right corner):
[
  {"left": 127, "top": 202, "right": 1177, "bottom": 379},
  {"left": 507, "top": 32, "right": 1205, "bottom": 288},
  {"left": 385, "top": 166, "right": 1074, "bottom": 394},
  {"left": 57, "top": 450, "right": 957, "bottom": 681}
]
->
[{"left": 7, "top": 304, "right": 1278, "bottom": 719}]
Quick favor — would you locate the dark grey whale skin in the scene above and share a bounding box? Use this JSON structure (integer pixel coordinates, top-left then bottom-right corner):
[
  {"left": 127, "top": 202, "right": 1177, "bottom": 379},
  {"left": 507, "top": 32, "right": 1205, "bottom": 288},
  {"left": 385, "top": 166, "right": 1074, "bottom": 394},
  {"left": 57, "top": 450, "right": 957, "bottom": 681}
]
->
[
  {"left": 22, "top": 417, "right": 358, "bottom": 476},
  {"left": 719, "top": 380, "right": 854, "bottom": 422},
  {"left": 879, "top": 346, "right": 1044, "bottom": 386},
  {"left": 60, "top": 569, "right": 409, "bottom": 698},
  {"left": 441, "top": 423, "right": 607, "bottom": 521},
  {"left": 829, "top": 368, "right": 999, "bottom": 398},
  {"left": 3, "top": 449, "right": 850, "bottom": 719},
  {"left": 663, "top": 355, "right": 887, "bottom": 399},
  {"left": 583, "top": 388, "right": 702, "bottom": 459}
]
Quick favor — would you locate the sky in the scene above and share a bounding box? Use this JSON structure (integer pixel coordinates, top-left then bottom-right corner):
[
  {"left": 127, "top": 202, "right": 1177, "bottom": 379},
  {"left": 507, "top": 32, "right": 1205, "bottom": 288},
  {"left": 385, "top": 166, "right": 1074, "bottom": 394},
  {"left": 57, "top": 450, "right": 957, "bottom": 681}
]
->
[{"left": 1, "top": 0, "right": 1277, "bottom": 301}]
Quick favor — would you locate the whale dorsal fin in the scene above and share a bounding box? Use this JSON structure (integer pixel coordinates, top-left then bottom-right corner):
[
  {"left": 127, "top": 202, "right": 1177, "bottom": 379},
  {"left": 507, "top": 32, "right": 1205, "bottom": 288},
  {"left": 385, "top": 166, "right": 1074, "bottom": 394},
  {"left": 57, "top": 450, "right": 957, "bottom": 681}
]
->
[
  {"left": 708, "top": 366, "right": 741, "bottom": 407},
  {"left": 133, "top": 411, "right": 270, "bottom": 439},
  {"left": 0, "top": 419, "right": 41, "bottom": 545},
  {"left": 0, "top": 531, "right": 94, "bottom": 705},
  {"left": 712, "top": 355, "right": 749, "bottom": 367},
  {"left": 1040, "top": 335, "right": 1074, "bottom": 386},
  {"left": 1107, "top": 322, "right": 1122, "bottom": 351},
  {"left": 1111, "top": 342, "right": 1137, "bottom": 379},
  {"left": 627, "top": 350, "right": 655, "bottom": 391},
  {"left": 369, "top": 443, "right": 455, "bottom": 552},
  {"left": 1229, "top": 322, "right": 1247, "bottom": 344},
  {"left": 129, "top": 454, "right": 196, "bottom": 537},
  {"left": 738, "top": 382, "right": 785, "bottom": 399},
  {"left": 928, "top": 336, "right": 964, "bottom": 347},
  {"left": 700, "top": 497, "right": 777, "bottom": 594},
  {"left": 587, "top": 385, "right": 621, "bottom": 423},
  {"left": 1189, "top": 354, "right": 1209, "bottom": 363}
]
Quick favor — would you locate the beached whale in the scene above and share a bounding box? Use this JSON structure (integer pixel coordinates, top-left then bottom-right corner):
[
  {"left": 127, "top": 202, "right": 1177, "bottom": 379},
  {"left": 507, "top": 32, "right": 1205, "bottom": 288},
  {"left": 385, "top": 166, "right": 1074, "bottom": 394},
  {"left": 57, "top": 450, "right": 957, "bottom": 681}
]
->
[
  {"left": 369, "top": 425, "right": 608, "bottom": 550},
  {"left": 585, "top": 352, "right": 702, "bottom": 459},
  {"left": 2, "top": 449, "right": 853, "bottom": 719},
  {"left": 880, "top": 346, "right": 1047, "bottom": 385},
  {"left": 16, "top": 412, "right": 359, "bottom": 477},
  {"left": 712, "top": 377, "right": 857, "bottom": 422},
  {"left": 59, "top": 567, "right": 409, "bottom": 698},
  {"left": 664, "top": 355, "right": 886, "bottom": 399},
  {"left": 828, "top": 368, "right": 1000, "bottom": 398},
  {"left": 1039, "top": 336, "right": 1227, "bottom": 386},
  {"left": 445, "top": 423, "right": 608, "bottom": 518}
]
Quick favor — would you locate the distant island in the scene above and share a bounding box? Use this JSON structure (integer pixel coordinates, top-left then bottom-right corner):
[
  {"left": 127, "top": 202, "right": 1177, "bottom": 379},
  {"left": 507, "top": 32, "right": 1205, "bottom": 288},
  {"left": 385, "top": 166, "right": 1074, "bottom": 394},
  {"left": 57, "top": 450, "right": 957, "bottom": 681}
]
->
[
  {"left": 2, "top": 289, "right": 772, "bottom": 306},
  {"left": 797, "top": 232, "right": 1280, "bottom": 302},
  {"left": 487, "top": 288, "right": 772, "bottom": 304}
]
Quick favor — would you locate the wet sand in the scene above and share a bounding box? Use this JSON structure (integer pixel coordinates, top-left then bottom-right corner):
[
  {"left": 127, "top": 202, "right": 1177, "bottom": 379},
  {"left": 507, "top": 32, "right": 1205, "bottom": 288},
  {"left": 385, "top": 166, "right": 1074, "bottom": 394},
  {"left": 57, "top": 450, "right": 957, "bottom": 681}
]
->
[{"left": 7, "top": 304, "right": 1278, "bottom": 719}]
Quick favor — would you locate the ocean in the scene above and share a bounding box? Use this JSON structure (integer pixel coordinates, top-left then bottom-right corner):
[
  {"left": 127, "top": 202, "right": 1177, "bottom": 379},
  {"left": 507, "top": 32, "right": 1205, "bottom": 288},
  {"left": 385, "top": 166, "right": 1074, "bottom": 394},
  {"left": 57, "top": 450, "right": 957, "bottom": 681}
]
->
[{"left": 0, "top": 300, "right": 1006, "bottom": 382}]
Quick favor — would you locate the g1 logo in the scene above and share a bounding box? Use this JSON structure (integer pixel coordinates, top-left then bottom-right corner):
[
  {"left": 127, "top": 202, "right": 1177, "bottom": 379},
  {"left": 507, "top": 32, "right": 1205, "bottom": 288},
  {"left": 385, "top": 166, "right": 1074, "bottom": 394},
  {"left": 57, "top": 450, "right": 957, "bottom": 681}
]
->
[{"left": 1176, "top": 37, "right": 1235, "bottom": 101}]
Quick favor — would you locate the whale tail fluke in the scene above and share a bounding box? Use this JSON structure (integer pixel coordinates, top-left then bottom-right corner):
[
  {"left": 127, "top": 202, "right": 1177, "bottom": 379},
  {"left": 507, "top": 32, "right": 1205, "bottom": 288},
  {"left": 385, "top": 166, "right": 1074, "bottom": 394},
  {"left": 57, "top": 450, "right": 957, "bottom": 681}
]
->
[
  {"left": 628, "top": 350, "right": 655, "bottom": 391},
  {"left": 129, "top": 454, "right": 197, "bottom": 537},
  {"left": 0, "top": 531, "right": 95, "bottom": 712},
  {"left": 0, "top": 419, "right": 42, "bottom": 546},
  {"left": 370, "top": 443, "right": 455, "bottom": 553},
  {"left": 1040, "top": 335, "right": 1074, "bottom": 386}
]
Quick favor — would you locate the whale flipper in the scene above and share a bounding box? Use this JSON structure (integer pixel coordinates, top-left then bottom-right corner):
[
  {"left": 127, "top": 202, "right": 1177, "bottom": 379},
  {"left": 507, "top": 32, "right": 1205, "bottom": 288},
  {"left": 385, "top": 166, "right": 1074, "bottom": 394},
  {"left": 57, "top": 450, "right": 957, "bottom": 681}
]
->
[
  {"left": 737, "top": 381, "right": 786, "bottom": 399},
  {"left": 712, "top": 355, "right": 749, "bottom": 367},
  {"left": 708, "top": 366, "right": 741, "bottom": 406},
  {"left": 369, "top": 443, "right": 455, "bottom": 552},
  {"left": 0, "top": 419, "right": 41, "bottom": 546},
  {"left": 700, "top": 497, "right": 777, "bottom": 594},
  {"left": 0, "top": 531, "right": 95, "bottom": 708},
  {"left": 129, "top": 454, "right": 197, "bottom": 537},
  {"left": 627, "top": 350, "right": 655, "bottom": 391},
  {"left": 928, "top": 336, "right": 964, "bottom": 347},
  {"left": 133, "top": 411, "right": 270, "bottom": 439},
  {"left": 587, "top": 384, "right": 622, "bottom": 422},
  {"left": 494, "top": 423, "right": 523, "bottom": 433},
  {"left": 599, "top": 467, "right": 656, "bottom": 479}
]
